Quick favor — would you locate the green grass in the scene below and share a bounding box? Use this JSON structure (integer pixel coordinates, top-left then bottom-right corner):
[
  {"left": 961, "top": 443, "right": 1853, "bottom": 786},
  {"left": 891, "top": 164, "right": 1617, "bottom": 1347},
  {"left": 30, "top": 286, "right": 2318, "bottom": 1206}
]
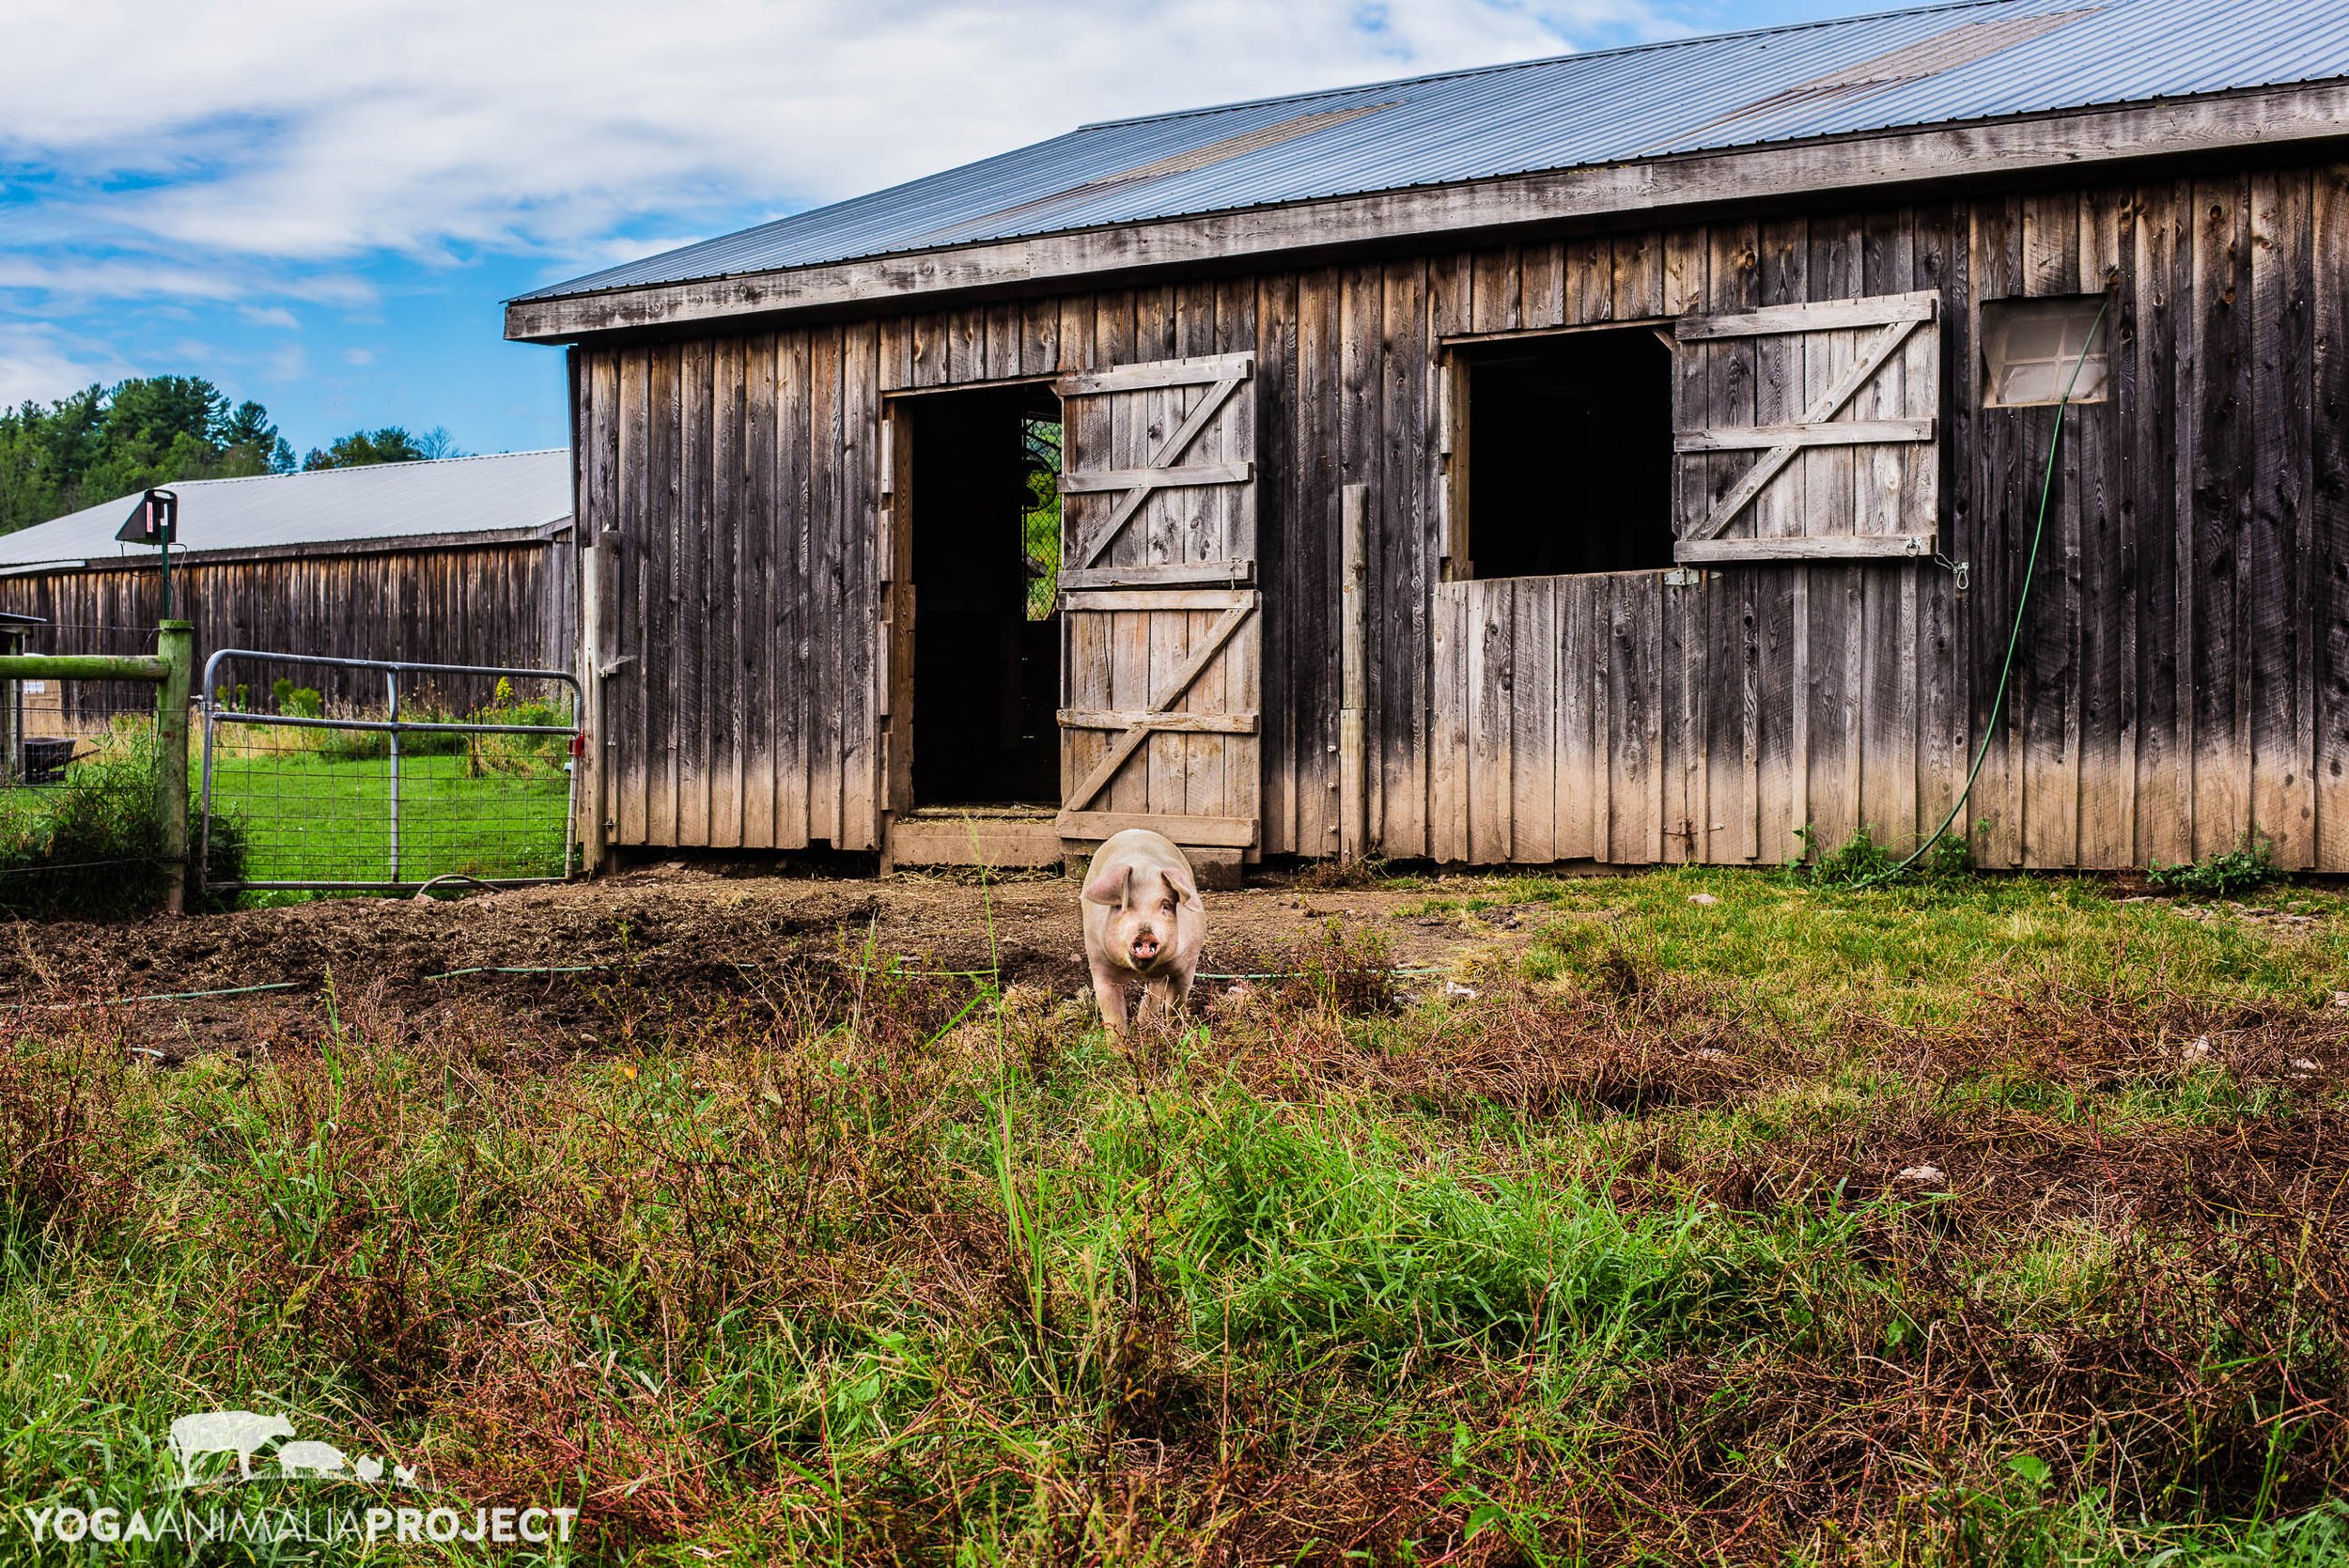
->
[
  {"left": 206, "top": 751, "right": 569, "bottom": 885},
  {"left": 1400, "top": 863, "right": 2349, "bottom": 1029},
  {"left": 3, "top": 871, "right": 2348, "bottom": 1561}
]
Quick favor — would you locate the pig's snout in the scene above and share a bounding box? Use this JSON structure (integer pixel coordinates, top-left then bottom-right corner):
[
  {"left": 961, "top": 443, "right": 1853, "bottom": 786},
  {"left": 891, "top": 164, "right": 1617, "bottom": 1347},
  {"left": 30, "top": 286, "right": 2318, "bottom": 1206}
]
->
[{"left": 1130, "top": 929, "right": 1161, "bottom": 963}]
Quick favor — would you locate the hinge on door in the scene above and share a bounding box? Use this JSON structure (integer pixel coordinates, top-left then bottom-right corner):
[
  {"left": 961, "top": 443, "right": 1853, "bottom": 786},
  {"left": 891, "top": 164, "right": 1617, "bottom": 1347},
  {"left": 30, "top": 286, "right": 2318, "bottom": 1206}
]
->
[{"left": 1663, "top": 567, "right": 1703, "bottom": 587}]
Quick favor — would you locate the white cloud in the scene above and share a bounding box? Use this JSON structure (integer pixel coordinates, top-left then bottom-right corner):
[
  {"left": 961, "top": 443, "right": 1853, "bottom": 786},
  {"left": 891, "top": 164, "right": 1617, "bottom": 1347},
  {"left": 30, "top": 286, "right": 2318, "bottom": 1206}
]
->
[
  {"left": 343, "top": 348, "right": 374, "bottom": 366},
  {"left": 0, "top": 0, "right": 1667, "bottom": 270},
  {"left": 0, "top": 257, "right": 376, "bottom": 307},
  {"left": 0, "top": 323, "right": 133, "bottom": 405},
  {"left": 239, "top": 305, "right": 301, "bottom": 329}
]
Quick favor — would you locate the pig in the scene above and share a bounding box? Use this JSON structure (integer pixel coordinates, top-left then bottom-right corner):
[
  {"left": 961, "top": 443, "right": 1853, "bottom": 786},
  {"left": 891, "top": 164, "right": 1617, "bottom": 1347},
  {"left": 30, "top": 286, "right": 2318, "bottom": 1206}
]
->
[
  {"left": 168, "top": 1410, "right": 294, "bottom": 1486},
  {"left": 1081, "top": 828, "right": 1206, "bottom": 1037}
]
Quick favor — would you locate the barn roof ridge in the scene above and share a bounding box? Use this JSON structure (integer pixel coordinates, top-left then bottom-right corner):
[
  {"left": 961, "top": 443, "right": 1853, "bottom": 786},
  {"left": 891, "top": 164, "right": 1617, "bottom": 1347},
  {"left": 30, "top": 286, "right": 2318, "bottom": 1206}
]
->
[
  {"left": 510, "top": 0, "right": 2349, "bottom": 325},
  {"left": 1070, "top": 0, "right": 2031, "bottom": 132},
  {"left": 0, "top": 447, "right": 574, "bottom": 570},
  {"left": 127, "top": 446, "right": 572, "bottom": 496}
]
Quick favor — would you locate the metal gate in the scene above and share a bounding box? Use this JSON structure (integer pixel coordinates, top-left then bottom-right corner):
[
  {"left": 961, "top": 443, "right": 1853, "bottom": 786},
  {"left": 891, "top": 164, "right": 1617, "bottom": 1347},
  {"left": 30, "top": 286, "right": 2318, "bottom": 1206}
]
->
[{"left": 200, "top": 649, "right": 581, "bottom": 893}]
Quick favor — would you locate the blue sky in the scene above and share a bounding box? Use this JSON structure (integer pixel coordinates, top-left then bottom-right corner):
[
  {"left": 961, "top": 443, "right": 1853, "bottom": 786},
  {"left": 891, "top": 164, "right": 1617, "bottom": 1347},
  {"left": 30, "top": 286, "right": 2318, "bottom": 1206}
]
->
[{"left": 2, "top": 0, "right": 1862, "bottom": 460}]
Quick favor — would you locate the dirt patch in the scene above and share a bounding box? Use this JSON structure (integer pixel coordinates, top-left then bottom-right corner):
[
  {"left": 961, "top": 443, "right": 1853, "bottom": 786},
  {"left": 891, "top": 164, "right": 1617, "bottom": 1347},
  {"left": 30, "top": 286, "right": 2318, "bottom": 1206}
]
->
[{"left": 0, "top": 868, "right": 1490, "bottom": 1053}]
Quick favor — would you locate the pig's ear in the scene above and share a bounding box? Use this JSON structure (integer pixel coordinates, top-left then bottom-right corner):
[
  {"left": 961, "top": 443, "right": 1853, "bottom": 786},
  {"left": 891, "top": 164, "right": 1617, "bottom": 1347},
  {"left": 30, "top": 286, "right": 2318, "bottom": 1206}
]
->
[
  {"left": 1165, "top": 869, "right": 1200, "bottom": 908},
  {"left": 1081, "top": 864, "right": 1130, "bottom": 906}
]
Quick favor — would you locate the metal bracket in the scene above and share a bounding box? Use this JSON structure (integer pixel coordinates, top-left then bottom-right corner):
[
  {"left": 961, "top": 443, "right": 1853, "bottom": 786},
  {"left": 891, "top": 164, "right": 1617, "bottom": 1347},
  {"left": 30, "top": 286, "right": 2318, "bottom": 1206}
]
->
[
  {"left": 597, "top": 655, "right": 636, "bottom": 678},
  {"left": 1663, "top": 567, "right": 1703, "bottom": 587}
]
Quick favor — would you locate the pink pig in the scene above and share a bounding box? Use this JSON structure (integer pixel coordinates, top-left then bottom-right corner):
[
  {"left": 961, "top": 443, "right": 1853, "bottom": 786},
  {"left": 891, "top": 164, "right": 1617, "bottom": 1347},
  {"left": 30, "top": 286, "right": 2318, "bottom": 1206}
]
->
[{"left": 1080, "top": 828, "right": 1206, "bottom": 1037}]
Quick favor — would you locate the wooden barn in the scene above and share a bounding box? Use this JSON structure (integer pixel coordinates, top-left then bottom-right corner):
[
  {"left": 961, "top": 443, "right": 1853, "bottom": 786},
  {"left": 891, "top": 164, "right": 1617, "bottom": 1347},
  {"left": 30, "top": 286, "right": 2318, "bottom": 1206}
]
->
[
  {"left": 0, "top": 450, "right": 577, "bottom": 706},
  {"left": 506, "top": 0, "right": 2349, "bottom": 877}
]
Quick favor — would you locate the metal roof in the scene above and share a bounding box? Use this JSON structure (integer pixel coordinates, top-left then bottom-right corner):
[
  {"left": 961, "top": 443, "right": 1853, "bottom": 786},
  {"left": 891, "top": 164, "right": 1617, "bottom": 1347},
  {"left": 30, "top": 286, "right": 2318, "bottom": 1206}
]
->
[
  {"left": 519, "top": 0, "right": 2349, "bottom": 305},
  {"left": 0, "top": 449, "right": 572, "bottom": 572}
]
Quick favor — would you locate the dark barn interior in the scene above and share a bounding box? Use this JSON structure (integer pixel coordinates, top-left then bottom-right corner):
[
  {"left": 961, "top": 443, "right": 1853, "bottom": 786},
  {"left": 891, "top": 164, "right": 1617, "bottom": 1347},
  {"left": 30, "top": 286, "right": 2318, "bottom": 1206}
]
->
[
  {"left": 1460, "top": 325, "right": 1675, "bottom": 578},
  {"left": 904, "top": 381, "right": 1063, "bottom": 806}
]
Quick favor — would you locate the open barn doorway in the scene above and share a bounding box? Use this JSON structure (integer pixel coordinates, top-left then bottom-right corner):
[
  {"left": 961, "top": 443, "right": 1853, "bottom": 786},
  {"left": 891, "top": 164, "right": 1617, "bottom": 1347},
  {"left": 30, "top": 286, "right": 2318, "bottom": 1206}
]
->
[{"left": 901, "top": 381, "right": 1064, "bottom": 815}]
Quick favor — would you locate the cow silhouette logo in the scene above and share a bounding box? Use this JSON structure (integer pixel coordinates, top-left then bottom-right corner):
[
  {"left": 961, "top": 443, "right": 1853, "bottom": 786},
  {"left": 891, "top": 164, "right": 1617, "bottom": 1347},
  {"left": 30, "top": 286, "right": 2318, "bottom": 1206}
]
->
[{"left": 168, "top": 1412, "right": 295, "bottom": 1487}]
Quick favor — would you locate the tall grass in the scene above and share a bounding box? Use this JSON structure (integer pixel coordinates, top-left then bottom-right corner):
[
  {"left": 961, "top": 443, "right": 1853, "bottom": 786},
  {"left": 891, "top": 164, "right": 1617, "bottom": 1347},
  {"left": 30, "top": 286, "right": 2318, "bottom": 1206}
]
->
[{"left": 2, "top": 880, "right": 2347, "bottom": 1560}]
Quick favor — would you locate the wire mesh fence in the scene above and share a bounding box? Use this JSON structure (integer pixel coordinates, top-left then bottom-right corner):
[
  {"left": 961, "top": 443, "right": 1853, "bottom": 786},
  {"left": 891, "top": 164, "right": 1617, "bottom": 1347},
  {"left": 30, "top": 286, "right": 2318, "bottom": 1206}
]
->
[
  {"left": 201, "top": 651, "right": 580, "bottom": 891},
  {"left": 0, "top": 623, "right": 186, "bottom": 917},
  {"left": 0, "top": 689, "right": 176, "bottom": 916}
]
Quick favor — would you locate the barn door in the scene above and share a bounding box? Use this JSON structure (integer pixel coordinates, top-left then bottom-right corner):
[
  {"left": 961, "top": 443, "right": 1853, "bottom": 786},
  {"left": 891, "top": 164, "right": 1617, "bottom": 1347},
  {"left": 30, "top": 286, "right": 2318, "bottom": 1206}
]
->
[
  {"left": 1052, "top": 351, "right": 1261, "bottom": 851},
  {"left": 1672, "top": 288, "right": 1940, "bottom": 562}
]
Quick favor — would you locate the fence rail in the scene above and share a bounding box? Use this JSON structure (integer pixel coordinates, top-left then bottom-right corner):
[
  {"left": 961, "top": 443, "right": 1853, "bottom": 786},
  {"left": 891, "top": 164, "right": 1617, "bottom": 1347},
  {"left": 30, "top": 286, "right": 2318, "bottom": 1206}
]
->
[{"left": 200, "top": 648, "right": 581, "bottom": 893}]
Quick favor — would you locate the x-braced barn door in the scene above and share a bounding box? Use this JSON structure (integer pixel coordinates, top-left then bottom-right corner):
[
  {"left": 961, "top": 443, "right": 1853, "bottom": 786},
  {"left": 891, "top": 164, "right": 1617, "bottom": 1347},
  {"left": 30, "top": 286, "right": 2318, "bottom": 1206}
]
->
[{"left": 1053, "top": 351, "right": 1261, "bottom": 853}]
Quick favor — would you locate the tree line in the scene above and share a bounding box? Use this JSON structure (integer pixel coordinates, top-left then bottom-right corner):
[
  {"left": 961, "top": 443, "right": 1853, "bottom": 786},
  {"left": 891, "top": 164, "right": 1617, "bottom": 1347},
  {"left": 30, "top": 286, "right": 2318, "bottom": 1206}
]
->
[{"left": 0, "top": 376, "right": 462, "bottom": 535}]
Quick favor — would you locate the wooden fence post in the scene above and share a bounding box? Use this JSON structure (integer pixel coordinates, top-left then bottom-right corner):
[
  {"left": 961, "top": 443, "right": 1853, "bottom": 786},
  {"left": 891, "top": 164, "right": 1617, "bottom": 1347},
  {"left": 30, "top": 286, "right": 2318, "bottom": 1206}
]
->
[{"left": 155, "top": 620, "right": 193, "bottom": 914}]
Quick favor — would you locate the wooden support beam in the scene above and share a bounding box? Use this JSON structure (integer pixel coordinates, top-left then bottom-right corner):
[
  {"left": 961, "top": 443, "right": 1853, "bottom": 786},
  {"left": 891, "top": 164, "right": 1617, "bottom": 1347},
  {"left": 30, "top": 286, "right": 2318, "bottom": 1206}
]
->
[
  {"left": 1061, "top": 587, "right": 1254, "bottom": 613},
  {"left": 1054, "top": 354, "right": 1252, "bottom": 395},
  {"left": 1062, "top": 460, "right": 1252, "bottom": 494},
  {"left": 1674, "top": 533, "right": 1936, "bottom": 562},
  {"left": 1057, "top": 558, "right": 1253, "bottom": 591},
  {"left": 1675, "top": 417, "right": 1934, "bottom": 451},
  {"left": 1055, "top": 809, "right": 1258, "bottom": 847},
  {"left": 1674, "top": 289, "right": 1937, "bottom": 338},
  {"left": 1056, "top": 708, "right": 1258, "bottom": 733}
]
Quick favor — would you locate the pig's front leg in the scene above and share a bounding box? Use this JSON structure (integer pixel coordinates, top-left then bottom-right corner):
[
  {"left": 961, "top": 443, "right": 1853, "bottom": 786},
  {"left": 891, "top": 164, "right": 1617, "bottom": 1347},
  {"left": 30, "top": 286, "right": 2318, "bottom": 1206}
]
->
[
  {"left": 1140, "top": 974, "right": 1187, "bottom": 1025},
  {"left": 1090, "top": 963, "right": 1133, "bottom": 1038}
]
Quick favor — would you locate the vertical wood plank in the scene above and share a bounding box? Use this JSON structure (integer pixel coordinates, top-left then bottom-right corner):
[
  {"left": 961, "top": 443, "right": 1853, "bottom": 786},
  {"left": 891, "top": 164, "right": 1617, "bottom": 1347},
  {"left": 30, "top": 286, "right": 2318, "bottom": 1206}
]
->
[
  {"left": 839, "top": 320, "right": 879, "bottom": 850},
  {"left": 1337, "top": 262, "right": 1382, "bottom": 843},
  {"left": 1381, "top": 256, "right": 1430, "bottom": 858},
  {"left": 677, "top": 337, "right": 712, "bottom": 847},
  {"left": 646, "top": 343, "right": 680, "bottom": 846},
  {"left": 1293, "top": 270, "right": 1338, "bottom": 859},
  {"left": 2250, "top": 168, "right": 2314, "bottom": 866},
  {"left": 2078, "top": 187, "right": 2134, "bottom": 866},
  {"left": 1254, "top": 272, "right": 1299, "bottom": 856},
  {"left": 2190, "top": 174, "right": 2251, "bottom": 859},
  {"left": 1468, "top": 580, "right": 1511, "bottom": 862},
  {"left": 742, "top": 333, "right": 779, "bottom": 849},
  {"left": 2022, "top": 188, "right": 2083, "bottom": 867},
  {"left": 2316, "top": 166, "right": 2349, "bottom": 871},
  {"left": 2132, "top": 181, "right": 2189, "bottom": 868},
  {"left": 1804, "top": 216, "right": 1859, "bottom": 852},
  {"left": 1705, "top": 220, "right": 1766, "bottom": 860},
  {"left": 1757, "top": 217, "right": 1807, "bottom": 858},
  {"left": 710, "top": 334, "right": 742, "bottom": 848}
]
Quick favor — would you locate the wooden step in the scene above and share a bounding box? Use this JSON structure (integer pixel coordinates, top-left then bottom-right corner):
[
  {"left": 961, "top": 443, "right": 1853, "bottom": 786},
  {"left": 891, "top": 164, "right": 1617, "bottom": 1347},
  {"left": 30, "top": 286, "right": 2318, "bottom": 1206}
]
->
[{"left": 886, "top": 813, "right": 1065, "bottom": 869}]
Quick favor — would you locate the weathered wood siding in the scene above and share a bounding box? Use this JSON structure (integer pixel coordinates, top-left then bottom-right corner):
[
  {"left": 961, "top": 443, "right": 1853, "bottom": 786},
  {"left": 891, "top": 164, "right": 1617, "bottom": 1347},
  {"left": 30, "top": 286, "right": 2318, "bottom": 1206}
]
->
[
  {"left": 575, "top": 155, "right": 2349, "bottom": 870},
  {"left": 0, "top": 539, "right": 575, "bottom": 708}
]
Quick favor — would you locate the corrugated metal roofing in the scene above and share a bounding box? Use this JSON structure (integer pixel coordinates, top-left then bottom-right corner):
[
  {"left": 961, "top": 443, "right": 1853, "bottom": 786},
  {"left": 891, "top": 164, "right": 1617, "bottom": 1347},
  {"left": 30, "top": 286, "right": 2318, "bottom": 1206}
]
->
[
  {"left": 519, "top": 0, "right": 2349, "bottom": 305},
  {"left": 0, "top": 449, "right": 572, "bottom": 572}
]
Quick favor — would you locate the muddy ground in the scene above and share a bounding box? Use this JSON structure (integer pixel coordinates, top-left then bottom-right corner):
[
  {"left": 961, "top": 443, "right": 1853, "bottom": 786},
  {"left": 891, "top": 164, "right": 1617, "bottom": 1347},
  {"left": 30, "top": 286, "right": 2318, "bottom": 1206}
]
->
[{"left": 0, "top": 865, "right": 1520, "bottom": 1056}]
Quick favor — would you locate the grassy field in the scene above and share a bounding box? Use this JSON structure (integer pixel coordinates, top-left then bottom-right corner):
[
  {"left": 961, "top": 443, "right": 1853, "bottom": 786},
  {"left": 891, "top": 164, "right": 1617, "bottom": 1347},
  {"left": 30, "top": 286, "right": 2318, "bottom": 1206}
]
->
[
  {"left": 206, "top": 748, "right": 570, "bottom": 885},
  {"left": 4, "top": 866, "right": 2348, "bottom": 1562}
]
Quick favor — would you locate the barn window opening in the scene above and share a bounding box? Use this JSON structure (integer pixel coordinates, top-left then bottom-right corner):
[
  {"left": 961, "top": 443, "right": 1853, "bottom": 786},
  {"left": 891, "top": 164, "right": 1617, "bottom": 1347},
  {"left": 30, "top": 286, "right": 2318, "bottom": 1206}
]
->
[
  {"left": 1981, "top": 294, "right": 2108, "bottom": 407},
  {"left": 1456, "top": 326, "right": 1674, "bottom": 579},
  {"left": 904, "top": 381, "right": 1064, "bottom": 807}
]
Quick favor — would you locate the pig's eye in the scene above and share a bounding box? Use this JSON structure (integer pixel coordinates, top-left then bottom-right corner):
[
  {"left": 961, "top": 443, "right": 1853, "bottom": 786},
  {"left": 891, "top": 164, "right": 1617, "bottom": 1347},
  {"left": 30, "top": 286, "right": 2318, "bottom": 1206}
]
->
[{"left": 1160, "top": 897, "right": 1175, "bottom": 913}]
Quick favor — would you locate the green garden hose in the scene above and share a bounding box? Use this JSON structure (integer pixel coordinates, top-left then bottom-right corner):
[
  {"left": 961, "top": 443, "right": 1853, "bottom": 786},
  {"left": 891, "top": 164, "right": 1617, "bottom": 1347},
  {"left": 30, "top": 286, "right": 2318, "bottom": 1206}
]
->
[{"left": 1859, "top": 298, "right": 2110, "bottom": 888}]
